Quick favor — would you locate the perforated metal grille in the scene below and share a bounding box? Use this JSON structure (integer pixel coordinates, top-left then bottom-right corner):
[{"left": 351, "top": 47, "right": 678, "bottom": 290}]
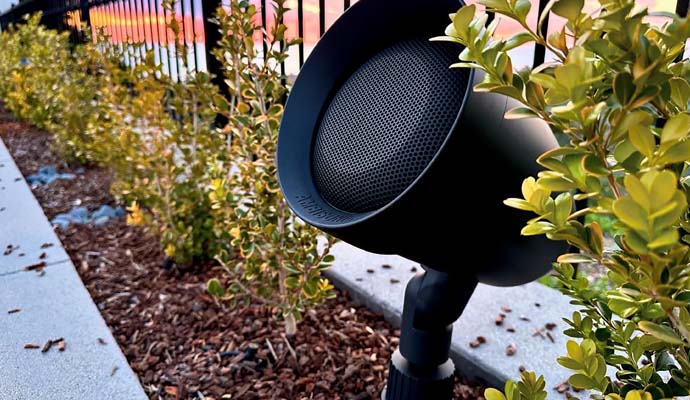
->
[{"left": 312, "top": 38, "right": 469, "bottom": 213}]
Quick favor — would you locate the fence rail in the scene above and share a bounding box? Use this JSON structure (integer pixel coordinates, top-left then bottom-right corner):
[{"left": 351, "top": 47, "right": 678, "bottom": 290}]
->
[{"left": 0, "top": 0, "right": 355, "bottom": 83}]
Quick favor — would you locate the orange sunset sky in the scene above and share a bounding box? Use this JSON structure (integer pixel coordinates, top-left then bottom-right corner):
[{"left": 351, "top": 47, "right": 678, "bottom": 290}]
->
[{"left": 84, "top": 0, "right": 683, "bottom": 74}]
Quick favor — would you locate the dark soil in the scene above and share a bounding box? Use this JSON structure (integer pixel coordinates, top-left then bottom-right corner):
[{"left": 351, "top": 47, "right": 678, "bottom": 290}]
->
[{"left": 0, "top": 108, "right": 487, "bottom": 399}]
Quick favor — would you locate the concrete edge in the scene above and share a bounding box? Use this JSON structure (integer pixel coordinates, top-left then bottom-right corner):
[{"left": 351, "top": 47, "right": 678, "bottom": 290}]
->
[{"left": 0, "top": 137, "right": 147, "bottom": 400}]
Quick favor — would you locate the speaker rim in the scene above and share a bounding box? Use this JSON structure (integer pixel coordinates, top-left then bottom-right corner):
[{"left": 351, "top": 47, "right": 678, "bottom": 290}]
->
[{"left": 277, "top": 0, "right": 469, "bottom": 230}]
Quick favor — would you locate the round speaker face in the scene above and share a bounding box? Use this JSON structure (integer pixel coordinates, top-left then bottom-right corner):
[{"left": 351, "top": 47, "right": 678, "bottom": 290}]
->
[{"left": 312, "top": 38, "right": 470, "bottom": 213}]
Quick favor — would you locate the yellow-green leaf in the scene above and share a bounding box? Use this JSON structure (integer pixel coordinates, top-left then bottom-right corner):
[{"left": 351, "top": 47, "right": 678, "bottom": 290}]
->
[
  {"left": 661, "top": 113, "right": 690, "bottom": 144},
  {"left": 557, "top": 253, "right": 595, "bottom": 263},
  {"left": 504, "top": 198, "right": 535, "bottom": 212},
  {"left": 521, "top": 221, "right": 556, "bottom": 236},
  {"left": 484, "top": 388, "right": 507, "bottom": 400},
  {"left": 568, "top": 373, "right": 598, "bottom": 389},
  {"left": 552, "top": 0, "right": 584, "bottom": 22},
  {"left": 629, "top": 125, "right": 655, "bottom": 159},
  {"left": 638, "top": 321, "right": 684, "bottom": 345},
  {"left": 613, "top": 197, "right": 648, "bottom": 232}
]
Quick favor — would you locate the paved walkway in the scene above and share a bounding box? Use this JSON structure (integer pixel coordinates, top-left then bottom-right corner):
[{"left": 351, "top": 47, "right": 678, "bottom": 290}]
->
[
  {"left": 0, "top": 138, "right": 146, "bottom": 400},
  {"left": 326, "top": 242, "right": 583, "bottom": 398}
]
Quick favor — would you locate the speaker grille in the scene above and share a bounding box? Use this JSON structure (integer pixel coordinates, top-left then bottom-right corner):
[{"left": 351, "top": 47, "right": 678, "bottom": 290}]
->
[{"left": 312, "top": 38, "right": 469, "bottom": 213}]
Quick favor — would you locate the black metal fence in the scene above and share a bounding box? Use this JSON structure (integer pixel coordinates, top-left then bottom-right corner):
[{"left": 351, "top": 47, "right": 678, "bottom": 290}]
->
[
  {"left": 1, "top": 0, "right": 690, "bottom": 82},
  {"left": 0, "top": 0, "right": 358, "bottom": 82}
]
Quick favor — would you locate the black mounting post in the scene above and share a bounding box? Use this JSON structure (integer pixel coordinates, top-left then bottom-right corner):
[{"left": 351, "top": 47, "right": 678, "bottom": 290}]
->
[{"left": 383, "top": 268, "right": 477, "bottom": 400}]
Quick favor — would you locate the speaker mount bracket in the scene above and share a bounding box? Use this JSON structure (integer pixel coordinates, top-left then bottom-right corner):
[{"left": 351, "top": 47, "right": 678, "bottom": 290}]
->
[{"left": 384, "top": 268, "right": 477, "bottom": 400}]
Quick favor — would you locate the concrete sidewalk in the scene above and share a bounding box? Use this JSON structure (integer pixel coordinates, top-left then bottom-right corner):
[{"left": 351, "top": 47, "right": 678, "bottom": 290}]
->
[
  {"left": 0, "top": 138, "right": 146, "bottom": 400},
  {"left": 326, "top": 243, "right": 582, "bottom": 398}
]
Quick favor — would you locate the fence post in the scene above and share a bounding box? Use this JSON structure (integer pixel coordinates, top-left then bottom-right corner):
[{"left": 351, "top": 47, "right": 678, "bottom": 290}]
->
[
  {"left": 80, "top": 0, "right": 91, "bottom": 27},
  {"left": 200, "top": 0, "right": 225, "bottom": 93},
  {"left": 79, "top": 0, "right": 91, "bottom": 42}
]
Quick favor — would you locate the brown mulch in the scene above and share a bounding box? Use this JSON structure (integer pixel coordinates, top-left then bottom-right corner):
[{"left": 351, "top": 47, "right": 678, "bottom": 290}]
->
[{"left": 0, "top": 108, "right": 487, "bottom": 399}]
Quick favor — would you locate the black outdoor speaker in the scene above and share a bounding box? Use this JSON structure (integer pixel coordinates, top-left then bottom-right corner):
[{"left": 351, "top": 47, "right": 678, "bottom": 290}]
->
[{"left": 277, "top": 0, "right": 566, "bottom": 398}]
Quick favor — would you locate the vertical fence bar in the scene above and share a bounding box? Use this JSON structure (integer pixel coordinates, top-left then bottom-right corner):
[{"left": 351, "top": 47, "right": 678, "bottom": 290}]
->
[
  {"left": 186, "top": 0, "right": 198, "bottom": 72},
  {"left": 117, "top": 0, "right": 130, "bottom": 65},
  {"left": 140, "top": 0, "right": 149, "bottom": 50},
  {"left": 344, "top": 0, "right": 350, "bottom": 10},
  {"left": 297, "top": 0, "right": 304, "bottom": 67},
  {"left": 147, "top": 0, "right": 161, "bottom": 71},
  {"left": 132, "top": 0, "right": 141, "bottom": 58},
  {"left": 318, "top": 0, "right": 324, "bottom": 36},
  {"left": 260, "top": 0, "right": 268, "bottom": 59},
  {"left": 533, "top": 0, "right": 549, "bottom": 68},
  {"left": 174, "top": 0, "right": 186, "bottom": 79},
  {"left": 676, "top": 0, "right": 690, "bottom": 61},
  {"left": 156, "top": 0, "right": 172, "bottom": 77},
  {"left": 125, "top": 0, "right": 135, "bottom": 64},
  {"left": 279, "top": 7, "right": 286, "bottom": 85},
  {"left": 165, "top": 0, "right": 179, "bottom": 80},
  {"left": 201, "top": 0, "right": 223, "bottom": 89},
  {"left": 112, "top": 1, "right": 123, "bottom": 53},
  {"left": 79, "top": 0, "right": 91, "bottom": 35}
]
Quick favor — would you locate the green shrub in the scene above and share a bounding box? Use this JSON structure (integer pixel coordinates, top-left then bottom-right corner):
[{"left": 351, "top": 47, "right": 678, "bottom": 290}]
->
[
  {"left": 439, "top": 0, "right": 690, "bottom": 398},
  {"left": 103, "top": 3, "right": 224, "bottom": 266},
  {"left": 0, "top": 14, "right": 72, "bottom": 132},
  {"left": 206, "top": 0, "right": 335, "bottom": 334}
]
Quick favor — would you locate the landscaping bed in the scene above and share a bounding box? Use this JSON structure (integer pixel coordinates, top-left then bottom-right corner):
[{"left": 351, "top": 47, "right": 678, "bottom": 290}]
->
[{"left": 0, "top": 108, "right": 486, "bottom": 399}]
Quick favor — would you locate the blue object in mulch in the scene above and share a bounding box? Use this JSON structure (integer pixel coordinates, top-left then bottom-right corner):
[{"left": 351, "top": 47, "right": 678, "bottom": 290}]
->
[
  {"left": 51, "top": 205, "right": 126, "bottom": 229},
  {"left": 26, "top": 166, "right": 76, "bottom": 186}
]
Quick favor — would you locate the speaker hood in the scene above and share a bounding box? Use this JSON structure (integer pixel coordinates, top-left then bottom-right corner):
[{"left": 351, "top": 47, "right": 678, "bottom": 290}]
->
[{"left": 277, "top": 0, "right": 567, "bottom": 286}]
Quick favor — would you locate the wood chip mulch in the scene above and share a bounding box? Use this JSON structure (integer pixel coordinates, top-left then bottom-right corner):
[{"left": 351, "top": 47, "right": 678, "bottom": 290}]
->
[{"left": 0, "top": 108, "right": 487, "bottom": 399}]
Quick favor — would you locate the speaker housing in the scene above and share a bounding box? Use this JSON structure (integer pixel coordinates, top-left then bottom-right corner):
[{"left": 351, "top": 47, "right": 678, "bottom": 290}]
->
[{"left": 277, "top": 0, "right": 566, "bottom": 286}]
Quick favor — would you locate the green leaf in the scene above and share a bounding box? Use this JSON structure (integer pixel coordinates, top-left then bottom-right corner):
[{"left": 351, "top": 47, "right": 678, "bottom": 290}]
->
[
  {"left": 538, "top": 175, "right": 578, "bottom": 191},
  {"left": 504, "top": 198, "right": 536, "bottom": 212},
  {"left": 638, "top": 321, "right": 684, "bottom": 345},
  {"left": 670, "top": 77, "right": 690, "bottom": 108},
  {"left": 614, "top": 71, "right": 635, "bottom": 105},
  {"left": 658, "top": 140, "right": 690, "bottom": 164},
  {"left": 613, "top": 197, "right": 648, "bottom": 232},
  {"left": 557, "top": 356, "right": 582, "bottom": 370},
  {"left": 661, "top": 113, "right": 690, "bottom": 144},
  {"left": 503, "top": 32, "right": 534, "bottom": 51},
  {"left": 647, "top": 229, "right": 679, "bottom": 249},
  {"left": 521, "top": 221, "right": 556, "bottom": 236},
  {"left": 484, "top": 388, "right": 507, "bottom": 400},
  {"left": 452, "top": 5, "right": 477, "bottom": 41},
  {"left": 551, "top": 0, "right": 584, "bottom": 22},
  {"left": 514, "top": 0, "right": 531, "bottom": 21},
  {"left": 582, "top": 154, "right": 609, "bottom": 177},
  {"left": 629, "top": 124, "right": 655, "bottom": 159},
  {"left": 624, "top": 175, "right": 650, "bottom": 211},
  {"left": 608, "top": 297, "right": 640, "bottom": 318},
  {"left": 649, "top": 170, "right": 677, "bottom": 211},
  {"left": 568, "top": 373, "right": 598, "bottom": 389},
  {"left": 557, "top": 253, "right": 595, "bottom": 263},
  {"left": 505, "top": 107, "right": 539, "bottom": 120},
  {"left": 554, "top": 192, "right": 572, "bottom": 225},
  {"left": 554, "top": 64, "right": 581, "bottom": 91},
  {"left": 207, "top": 278, "right": 225, "bottom": 297}
]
